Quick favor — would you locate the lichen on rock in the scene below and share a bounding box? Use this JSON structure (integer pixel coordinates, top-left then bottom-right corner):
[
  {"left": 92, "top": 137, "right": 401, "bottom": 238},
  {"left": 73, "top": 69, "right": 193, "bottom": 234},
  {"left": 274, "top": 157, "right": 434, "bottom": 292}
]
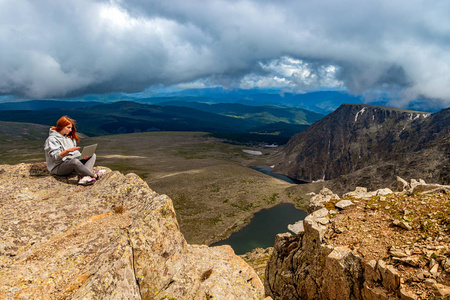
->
[
  {"left": 265, "top": 179, "right": 450, "bottom": 299},
  {"left": 0, "top": 163, "right": 264, "bottom": 299}
]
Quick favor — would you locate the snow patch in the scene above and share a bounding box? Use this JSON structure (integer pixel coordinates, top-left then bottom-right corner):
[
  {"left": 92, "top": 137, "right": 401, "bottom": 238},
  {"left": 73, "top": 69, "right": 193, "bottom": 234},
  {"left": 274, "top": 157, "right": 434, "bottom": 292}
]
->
[
  {"left": 410, "top": 113, "right": 431, "bottom": 120},
  {"left": 264, "top": 144, "right": 278, "bottom": 148},
  {"left": 354, "top": 107, "right": 367, "bottom": 122}
]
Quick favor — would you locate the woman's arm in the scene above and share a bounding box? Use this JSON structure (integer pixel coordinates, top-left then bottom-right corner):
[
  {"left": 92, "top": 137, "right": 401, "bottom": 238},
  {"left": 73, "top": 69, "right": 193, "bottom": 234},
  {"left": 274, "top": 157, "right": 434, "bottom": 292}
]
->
[
  {"left": 60, "top": 147, "right": 81, "bottom": 158},
  {"left": 44, "top": 138, "right": 78, "bottom": 160}
]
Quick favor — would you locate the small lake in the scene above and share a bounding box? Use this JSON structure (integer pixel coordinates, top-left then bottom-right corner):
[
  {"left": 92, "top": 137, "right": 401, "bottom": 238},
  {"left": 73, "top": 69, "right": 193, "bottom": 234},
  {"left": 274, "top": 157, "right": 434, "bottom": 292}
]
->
[
  {"left": 211, "top": 203, "right": 307, "bottom": 255},
  {"left": 210, "top": 166, "right": 308, "bottom": 255},
  {"left": 250, "top": 166, "right": 307, "bottom": 184}
]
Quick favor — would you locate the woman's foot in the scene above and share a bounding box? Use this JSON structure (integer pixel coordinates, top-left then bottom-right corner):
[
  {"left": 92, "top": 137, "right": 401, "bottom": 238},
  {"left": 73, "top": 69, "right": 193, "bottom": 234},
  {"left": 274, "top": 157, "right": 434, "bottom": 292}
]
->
[
  {"left": 78, "top": 176, "right": 96, "bottom": 185},
  {"left": 94, "top": 169, "right": 106, "bottom": 180}
]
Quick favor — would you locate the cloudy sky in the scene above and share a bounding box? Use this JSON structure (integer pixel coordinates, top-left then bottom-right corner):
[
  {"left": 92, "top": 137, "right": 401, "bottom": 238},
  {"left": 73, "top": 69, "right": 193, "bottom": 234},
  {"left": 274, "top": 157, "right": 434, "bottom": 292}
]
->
[{"left": 1, "top": 0, "right": 450, "bottom": 109}]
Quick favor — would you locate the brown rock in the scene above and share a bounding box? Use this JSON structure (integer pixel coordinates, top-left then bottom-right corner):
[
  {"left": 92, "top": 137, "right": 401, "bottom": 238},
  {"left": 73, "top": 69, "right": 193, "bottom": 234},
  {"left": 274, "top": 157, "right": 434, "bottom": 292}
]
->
[
  {"left": 393, "top": 255, "right": 421, "bottom": 267},
  {"left": 265, "top": 184, "right": 450, "bottom": 300},
  {"left": 363, "top": 260, "right": 381, "bottom": 282},
  {"left": 433, "top": 283, "right": 450, "bottom": 296},
  {"left": 444, "top": 258, "right": 450, "bottom": 272},
  {"left": 308, "top": 187, "right": 340, "bottom": 213},
  {"left": 399, "top": 284, "right": 418, "bottom": 300},
  {"left": 362, "top": 284, "right": 389, "bottom": 300},
  {"left": 397, "top": 176, "right": 410, "bottom": 192},
  {"left": 393, "top": 219, "right": 413, "bottom": 231},
  {"left": 414, "top": 270, "right": 425, "bottom": 281},
  {"left": 335, "top": 200, "right": 355, "bottom": 210},
  {"left": 322, "top": 247, "right": 363, "bottom": 299},
  {"left": 430, "top": 262, "right": 439, "bottom": 276},
  {"left": 424, "top": 278, "right": 437, "bottom": 286}
]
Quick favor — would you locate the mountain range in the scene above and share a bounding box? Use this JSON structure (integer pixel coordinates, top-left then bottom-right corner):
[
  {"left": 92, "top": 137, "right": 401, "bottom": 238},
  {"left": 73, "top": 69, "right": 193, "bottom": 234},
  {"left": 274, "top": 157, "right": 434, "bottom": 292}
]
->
[
  {"left": 138, "top": 89, "right": 366, "bottom": 114},
  {"left": 2, "top": 97, "right": 448, "bottom": 189},
  {"left": 273, "top": 103, "right": 449, "bottom": 189},
  {"left": 1, "top": 89, "right": 368, "bottom": 115},
  {"left": 0, "top": 100, "right": 323, "bottom": 144}
]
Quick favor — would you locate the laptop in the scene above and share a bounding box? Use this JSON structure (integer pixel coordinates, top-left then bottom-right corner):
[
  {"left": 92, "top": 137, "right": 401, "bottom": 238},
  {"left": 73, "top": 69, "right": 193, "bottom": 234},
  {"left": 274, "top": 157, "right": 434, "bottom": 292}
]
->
[{"left": 80, "top": 144, "right": 98, "bottom": 158}]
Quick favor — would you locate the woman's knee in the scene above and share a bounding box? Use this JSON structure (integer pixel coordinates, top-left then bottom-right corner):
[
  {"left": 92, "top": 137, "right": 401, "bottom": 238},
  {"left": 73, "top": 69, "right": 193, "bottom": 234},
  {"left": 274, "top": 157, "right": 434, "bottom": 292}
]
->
[
  {"left": 63, "top": 159, "right": 84, "bottom": 172},
  {"left": 72, "top": 159, "right": 84, "bottom": 166}
]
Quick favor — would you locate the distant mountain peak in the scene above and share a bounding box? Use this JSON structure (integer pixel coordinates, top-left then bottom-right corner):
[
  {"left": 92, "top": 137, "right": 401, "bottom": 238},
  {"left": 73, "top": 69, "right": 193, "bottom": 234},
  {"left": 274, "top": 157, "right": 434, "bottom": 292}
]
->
[
  {"left": 273, "top": 104, "right": 449, "bottom": 189},
  {"left": 340, "top": 102, "right": 430, "bottom": 114}
]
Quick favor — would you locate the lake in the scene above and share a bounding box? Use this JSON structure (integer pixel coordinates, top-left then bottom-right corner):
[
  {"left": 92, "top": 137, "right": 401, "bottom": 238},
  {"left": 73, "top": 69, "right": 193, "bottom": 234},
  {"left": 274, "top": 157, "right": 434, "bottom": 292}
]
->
[
  {"left": 250, "top": 166, "right": 307, "bottom": 184},
  {"left": 210, "top": 166, "right": 307, "bottom": 255},
  {"left": 211, "top": 203, "right": 307, "bottom": 255}
]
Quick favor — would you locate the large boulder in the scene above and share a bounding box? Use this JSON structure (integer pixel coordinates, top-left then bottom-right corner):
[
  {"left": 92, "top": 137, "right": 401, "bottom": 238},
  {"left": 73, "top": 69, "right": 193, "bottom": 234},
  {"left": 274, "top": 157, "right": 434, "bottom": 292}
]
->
[{"left": 0, "top": 163, "right": 264, "bottom": 299}]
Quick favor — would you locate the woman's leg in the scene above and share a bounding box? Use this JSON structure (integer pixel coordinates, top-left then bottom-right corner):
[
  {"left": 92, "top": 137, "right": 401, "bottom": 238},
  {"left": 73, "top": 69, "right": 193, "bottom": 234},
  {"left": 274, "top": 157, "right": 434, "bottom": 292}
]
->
[
  {"left": 52, "top": 159, "right": 95, "bottom": 177},
  {"left": 83, "top": 153, "right": 96, "bottom": 171}
]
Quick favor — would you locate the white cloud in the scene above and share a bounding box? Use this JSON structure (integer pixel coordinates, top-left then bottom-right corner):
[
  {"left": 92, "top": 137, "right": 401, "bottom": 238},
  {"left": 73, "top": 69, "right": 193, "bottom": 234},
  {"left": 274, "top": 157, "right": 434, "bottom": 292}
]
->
[
  {"left": 240, "top": 57, "right": 343, "bottom": 91},
  {"left": 176, "top": 81, "right": 207, "bottom": 89},
  {"left": 0, "top": 0, "right": 449, "bottom": 109}
]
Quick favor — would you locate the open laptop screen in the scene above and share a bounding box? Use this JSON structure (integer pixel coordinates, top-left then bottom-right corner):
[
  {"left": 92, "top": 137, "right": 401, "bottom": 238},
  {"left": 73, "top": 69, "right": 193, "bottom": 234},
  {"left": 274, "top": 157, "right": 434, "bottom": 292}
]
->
[{"left": 80, "top": 144, "right": 97, "bottom": 158}]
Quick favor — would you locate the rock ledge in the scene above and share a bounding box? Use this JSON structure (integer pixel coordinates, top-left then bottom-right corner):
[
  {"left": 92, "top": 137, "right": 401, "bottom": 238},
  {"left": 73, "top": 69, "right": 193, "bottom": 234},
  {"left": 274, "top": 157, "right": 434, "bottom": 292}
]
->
[
  {"left": 265, "top": 178, "right": 450, "bottom": 299},
  {"left": 0, "top": 163, "right": 264, "bottom": 299}
]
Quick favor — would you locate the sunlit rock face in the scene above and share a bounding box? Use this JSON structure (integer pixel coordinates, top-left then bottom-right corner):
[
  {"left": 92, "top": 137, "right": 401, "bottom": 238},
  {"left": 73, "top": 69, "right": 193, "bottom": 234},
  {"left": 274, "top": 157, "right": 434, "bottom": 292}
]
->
[
  {"left": 274, "top": 104, "right": 449, "bottom": 189},
  {"left": 0, "top": 163, "right": 264, "bottom": 299},
  {"left": 265, "top": 182, "right": 450, "bottom": 300}
]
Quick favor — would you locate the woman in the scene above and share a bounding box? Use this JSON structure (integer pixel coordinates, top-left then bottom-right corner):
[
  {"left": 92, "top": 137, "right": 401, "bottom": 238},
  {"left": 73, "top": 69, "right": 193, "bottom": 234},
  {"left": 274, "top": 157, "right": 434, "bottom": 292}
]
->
[{"left": 44, "top": 116, "right": 105, "bottom": 185}]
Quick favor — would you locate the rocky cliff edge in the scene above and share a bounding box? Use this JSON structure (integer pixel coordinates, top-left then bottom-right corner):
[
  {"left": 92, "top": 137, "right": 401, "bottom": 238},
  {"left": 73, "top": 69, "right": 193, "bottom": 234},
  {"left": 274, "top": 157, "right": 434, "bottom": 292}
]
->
[
  {"left": 0, "top": 163, "right": 264, "bottom": 299},
  {"left": 265, "top": 178, "right": 449, "bottom": 299}
]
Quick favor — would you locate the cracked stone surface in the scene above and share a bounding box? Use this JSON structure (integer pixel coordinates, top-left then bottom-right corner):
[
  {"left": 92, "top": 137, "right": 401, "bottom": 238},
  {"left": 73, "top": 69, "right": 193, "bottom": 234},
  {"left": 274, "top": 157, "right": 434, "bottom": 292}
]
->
[
  {"left": 265, "top": 180, "right": 449, "bottom": 300},
  {"left": 0, "top": 163, "right": 264, "bottom": 299}
]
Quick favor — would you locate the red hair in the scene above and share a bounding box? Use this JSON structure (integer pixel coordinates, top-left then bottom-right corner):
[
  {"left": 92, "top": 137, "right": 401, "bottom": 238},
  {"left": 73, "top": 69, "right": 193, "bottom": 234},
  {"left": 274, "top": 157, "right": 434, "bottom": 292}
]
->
[{"left": 52, "top": 116, "right": 80, "bottom": 142}]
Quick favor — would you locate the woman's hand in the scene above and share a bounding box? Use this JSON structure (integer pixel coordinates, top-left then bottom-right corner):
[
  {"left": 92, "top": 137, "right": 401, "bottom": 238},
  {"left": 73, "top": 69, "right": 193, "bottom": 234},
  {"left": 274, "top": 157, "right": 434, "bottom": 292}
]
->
[{"left": 60, "top": 147, "right": 81, "bottom": 157}]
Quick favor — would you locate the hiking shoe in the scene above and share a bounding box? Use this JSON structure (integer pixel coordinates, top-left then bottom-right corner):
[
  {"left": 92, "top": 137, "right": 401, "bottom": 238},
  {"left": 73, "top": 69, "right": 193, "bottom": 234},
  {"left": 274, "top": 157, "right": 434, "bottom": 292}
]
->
[
  {"left": 78, "top": 176, "right": 96, "bottom": 185},
  {"left": 95, "top": 169, "right": 106, "bottom": 180}
]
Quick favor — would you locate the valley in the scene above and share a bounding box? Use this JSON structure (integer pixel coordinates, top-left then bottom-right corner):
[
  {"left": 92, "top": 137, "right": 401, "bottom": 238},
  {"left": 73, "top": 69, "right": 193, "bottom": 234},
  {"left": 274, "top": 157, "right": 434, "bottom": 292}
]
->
[
  {"left": 1, "top": 101, "right": 448, "bottom": 251},
  {"left": 0, "top": 100, "right": 329, "bottom": 248},
  {"left": 0, "top": 128, "right": 321, "bottom": 246},
  {"left": 78, "top": 132, "right": 321, "bottom": 245}
]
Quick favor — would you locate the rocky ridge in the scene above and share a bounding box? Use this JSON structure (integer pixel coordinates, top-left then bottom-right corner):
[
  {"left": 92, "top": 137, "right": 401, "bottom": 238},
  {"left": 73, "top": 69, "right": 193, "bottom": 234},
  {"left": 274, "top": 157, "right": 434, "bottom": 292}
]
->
[
  {"left": 273, "top": 104, "right": 449, "bottom": 190},
  {"left": 0, "top": 163, "right": 264, "bottom": 299},
  {"left": 265, "top": 178, "right": 450, "bottom": 299}
]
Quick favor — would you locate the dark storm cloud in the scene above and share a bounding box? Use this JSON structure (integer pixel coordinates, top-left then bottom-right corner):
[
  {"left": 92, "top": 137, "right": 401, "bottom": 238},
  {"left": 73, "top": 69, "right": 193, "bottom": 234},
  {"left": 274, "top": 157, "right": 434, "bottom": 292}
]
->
[{"left": 1, "top": 0, "right": 449, "bottom": 108}]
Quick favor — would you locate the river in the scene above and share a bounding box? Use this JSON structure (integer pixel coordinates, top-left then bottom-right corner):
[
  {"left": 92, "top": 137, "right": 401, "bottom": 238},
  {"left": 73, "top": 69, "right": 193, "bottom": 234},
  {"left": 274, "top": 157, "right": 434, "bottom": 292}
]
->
[{"left": 250, "top": 166, "right": 307, "bottom": 184}]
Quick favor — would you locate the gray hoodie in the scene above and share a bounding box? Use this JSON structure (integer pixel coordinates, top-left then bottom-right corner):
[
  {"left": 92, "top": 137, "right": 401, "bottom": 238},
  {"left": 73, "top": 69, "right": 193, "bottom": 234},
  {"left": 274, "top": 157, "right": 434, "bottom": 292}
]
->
[{"left": 44, "top": 128, "right": 82, "bottom": 173}]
